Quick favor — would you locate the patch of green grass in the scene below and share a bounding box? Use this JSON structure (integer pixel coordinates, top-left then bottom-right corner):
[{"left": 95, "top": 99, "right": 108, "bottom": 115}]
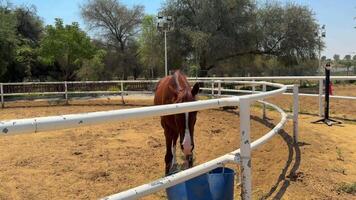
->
[
  {"left": 331, "top": 167, "right": 346, "bottom": 175},
  {"left": 336, "top": 147, "right": 344, "bottom": 161},
  {"left": 336, "top": 182, "right": 356, "bottom": 194}
]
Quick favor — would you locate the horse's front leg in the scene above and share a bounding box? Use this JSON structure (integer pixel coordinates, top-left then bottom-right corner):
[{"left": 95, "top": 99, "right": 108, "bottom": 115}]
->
[
  {"left": 164, "top": 133, "right": 173, "bottom": 175},
  {"left": 185, "top": 154, "right": 193, "bottom": 169}
]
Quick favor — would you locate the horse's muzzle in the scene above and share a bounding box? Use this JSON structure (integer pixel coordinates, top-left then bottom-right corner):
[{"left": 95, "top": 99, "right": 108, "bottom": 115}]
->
[{"left": 182, "top": 129, "right": 193, "bottom": 155}]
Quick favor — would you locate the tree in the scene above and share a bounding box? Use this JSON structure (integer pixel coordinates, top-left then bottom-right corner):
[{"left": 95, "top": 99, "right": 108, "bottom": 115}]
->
[
  {"left": 38, "top": 18, "right": 98, "bottom": 80},
  {"left": 13, "top": 5, "right": 44, "bottom": 80},
  {"left": 343, "top": 54, "right": 352, "bottom": 75},
  {"left": 0, "top": 3, "right": 17, "bottom": 81},
  {"left": 14, "top": 6, "right": 43, "bottom": 44},
  {"left": 353, "top": 55, "right": 356, "bottom": 61},
  {"left": 333, "top": 54, "right": 340, "bottom": 62},
  {"left": 77, "top": 49, "right": 106, "bottom": 80},
  {"left": 138, "top": 15, "right": 164, "bottom": 78},
  {"left": 80, "top": 0, "right": 144, "bottom": 79},
  {"left": 162, "top": 0, "right": 322, "bottom": 76}
]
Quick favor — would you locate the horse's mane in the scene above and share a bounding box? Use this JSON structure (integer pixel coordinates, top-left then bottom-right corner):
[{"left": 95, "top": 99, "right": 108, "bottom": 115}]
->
[{"left": 172, "top": 70, "right": 192, "bottom": 103}]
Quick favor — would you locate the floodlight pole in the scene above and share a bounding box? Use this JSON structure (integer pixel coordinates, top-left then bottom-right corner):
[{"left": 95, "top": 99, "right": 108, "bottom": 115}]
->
[
  {"left": 157, "top": 14, "right": 173, "bottom": 77},
  {"left": 318, "top": 25, "right": 326, "bottom": 73},
  {"left": 164, "top": 30, "right": 168, "bottom": 77}
]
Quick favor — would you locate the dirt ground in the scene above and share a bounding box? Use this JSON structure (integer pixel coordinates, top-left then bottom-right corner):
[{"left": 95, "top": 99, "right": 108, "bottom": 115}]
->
[
  {"left": 267, "top": 84, "right": 356, "bottom": 121},
  {"left": 0, "top": 96, "right": 355, "bottom": 200}
]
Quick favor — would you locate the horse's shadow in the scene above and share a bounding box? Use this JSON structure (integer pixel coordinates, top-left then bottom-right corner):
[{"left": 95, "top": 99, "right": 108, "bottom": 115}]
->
[{"left": 223, "top": 108, "right": 302, "bottom": 199}]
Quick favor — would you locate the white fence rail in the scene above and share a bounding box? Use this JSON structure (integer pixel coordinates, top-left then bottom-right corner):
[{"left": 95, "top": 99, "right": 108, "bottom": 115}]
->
[
  {"left": 1, "top": 76, "right": 356, "bottom": 118},
  {"left": 0, "top": 80, "right": 298, "bottom": 200}
]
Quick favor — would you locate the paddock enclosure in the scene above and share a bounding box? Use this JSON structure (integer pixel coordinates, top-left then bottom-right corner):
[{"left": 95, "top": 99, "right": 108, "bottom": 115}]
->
[{"left": 1, "top": 77, "right": 356, "bottom": 200}]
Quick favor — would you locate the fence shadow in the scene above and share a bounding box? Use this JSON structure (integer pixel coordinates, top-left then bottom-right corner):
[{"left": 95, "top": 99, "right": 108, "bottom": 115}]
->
[
  {"left": 220, "top": 108, "right": 302, "bottom": 199},
  {"left": 250, "top": 115, "right": 301, "bottom": 200}
]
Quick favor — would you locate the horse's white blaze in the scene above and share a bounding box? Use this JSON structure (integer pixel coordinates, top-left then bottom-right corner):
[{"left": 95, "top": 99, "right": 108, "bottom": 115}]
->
[{"left": 182, "top": 112, "right": 193, "bottom": 155}]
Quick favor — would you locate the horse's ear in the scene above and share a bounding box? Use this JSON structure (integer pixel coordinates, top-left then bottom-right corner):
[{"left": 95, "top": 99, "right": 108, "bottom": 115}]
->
[{"left": 191, "top": 83, "right": 200, "bottom": 96}]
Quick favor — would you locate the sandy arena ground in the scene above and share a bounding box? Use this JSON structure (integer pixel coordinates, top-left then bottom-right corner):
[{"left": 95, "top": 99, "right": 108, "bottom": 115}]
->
[
  {"left": 267, "top": 84, "right": 356, "bottom": 121},
  {"left": 0, "top": 95, "right": 355, "bottom": 200}
]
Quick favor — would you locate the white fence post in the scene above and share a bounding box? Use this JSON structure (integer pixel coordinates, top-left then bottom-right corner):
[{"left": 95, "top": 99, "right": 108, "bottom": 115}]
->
[
  {"left": 64, "top": 81, "right": 68, "bottom": 104},
  {"left": 293, "top": 85, "right": 299, "bottom": 144},
  {"left": 318, "top": 79, "right": 323, "bottom": 116},
  {"left": 211, "top": 80, "right": 215, "bottom": 97},
  {"left": 217, "top": 80, "right": 221, "bottom": 97},
  {"left": 240, "top": 98, "right": 252, "bottom": 200},
  {"left": 252, "top": 79, "right": 255, "bottom": 93},
  {"left": 262, "top": 84, "right": 266, "bottom": 120},
  {"left": 0, "top": 83, "right": 4, "bottom": 108},
  {"left": 120, "top": 81, "right": 125, "bottom": 104}
]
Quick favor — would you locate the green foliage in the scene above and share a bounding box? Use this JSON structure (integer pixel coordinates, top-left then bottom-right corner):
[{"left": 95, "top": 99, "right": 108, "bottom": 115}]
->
[
  {"left": 77, "top": 49, "right": 106, "bottom": 81},
  {"left": 0, "top": 0, "right": 334, "bottom": 81},
  {"left": 162, "top": 0, "right": 322, "bottom": 76},
  {"left": 81, "top": 0, "right": 144, "bottom": 79},
  {"left": 333, "top": 54, "right": 340, "bottom": 61},
  {"left": 337, "top": 182, "right": 356, "bottom": 194},
  {"left": 39, "top": 18, "right": 98, "bottom": 80},
  {"left": 0, "top": 5, "right": 17, "bottom": 80},
  {"left": 138, "top": 15, "right": 164, "bottom": 78}
]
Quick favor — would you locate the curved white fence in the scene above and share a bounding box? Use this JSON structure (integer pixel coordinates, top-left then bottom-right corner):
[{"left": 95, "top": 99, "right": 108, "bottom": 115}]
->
[{"left": 0, "top": 81, "right": 298, "bottom": 200}]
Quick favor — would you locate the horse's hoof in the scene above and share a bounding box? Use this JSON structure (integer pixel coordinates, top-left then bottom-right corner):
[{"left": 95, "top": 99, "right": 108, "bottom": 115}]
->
[{"left": 166, "top": 165, "right": 180, "bottom": 176}]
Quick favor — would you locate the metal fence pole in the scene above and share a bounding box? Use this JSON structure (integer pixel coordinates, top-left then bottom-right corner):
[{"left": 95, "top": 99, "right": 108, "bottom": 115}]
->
[
  {"left": 217, "top": 80, "right": 221, "bottom": 97},
  {"left": 240, "top": 98, "right": 252, "bottom": 200},
  {"left": 120, "top": 81, "right": 125, "bottom": 104},
  {"left": 0, "top": 83, "right": 4, "bottom": 108},
  {"left": 262, "top": 84, "right": 266, "bottom": 120},
  {"left": 318, "top": 79, "right": 323, "bottom": 116},
  {"left": 293, "top": 85, "right": 299, "bottom": 144},
  {"left": 211, "top": 80, "right": 214, "bottom": 97},
  {"left": 64, "top": 81, "right": 68, "bottom": 104},
  {"left": 252, "top": 80, "right": 255, "bottom": 93}
]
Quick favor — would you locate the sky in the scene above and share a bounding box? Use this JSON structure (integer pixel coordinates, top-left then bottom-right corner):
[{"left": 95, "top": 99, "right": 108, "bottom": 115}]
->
[{"left": 10, "top": 0, "right": 356, "bottom": 59}]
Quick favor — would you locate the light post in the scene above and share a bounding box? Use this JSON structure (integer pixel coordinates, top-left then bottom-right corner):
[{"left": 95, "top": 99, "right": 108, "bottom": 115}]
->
[
  {"left": 316, "top": 25, "right": 326, "bottom": 116},
  {"left": 157, "top": 14, "right": 173, "bottom": 77},
  {"left": 318, "top": 25, "right": 326, "bottom": 73}
]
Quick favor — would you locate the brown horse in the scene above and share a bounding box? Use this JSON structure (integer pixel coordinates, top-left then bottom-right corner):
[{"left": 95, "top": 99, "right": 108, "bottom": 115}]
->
[{"left": 154, "top": 71, "right": 200, "bottom": 175}]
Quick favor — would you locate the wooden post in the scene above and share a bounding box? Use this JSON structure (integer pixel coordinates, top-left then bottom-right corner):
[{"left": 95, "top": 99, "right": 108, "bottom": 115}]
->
[
  {"left": 293, "top": 85, "right": 299, "bottom": 144},
  {"left": 211, "top": 81, "right": 214, "bottom": 97},
  {"left": 0, "top": 83, "right": 4, "bottom": 108},
  {"left": 64, "top": 81, "right": 68, "bottom": 105},
  {"left": 120, "top": 81, "right": 125, "bottom": 104},
  {"left": 217, "top": 80, "right": 221, "bottom": 97}
]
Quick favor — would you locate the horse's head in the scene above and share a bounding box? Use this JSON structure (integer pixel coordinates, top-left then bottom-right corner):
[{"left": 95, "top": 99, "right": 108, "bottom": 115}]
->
[{"left": 175, "top": 82, "right": 200, "bottom": 168}]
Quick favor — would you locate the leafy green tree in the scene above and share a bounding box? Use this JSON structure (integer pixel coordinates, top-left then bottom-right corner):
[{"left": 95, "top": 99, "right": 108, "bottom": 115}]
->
[
  {"left": 333, "top": 54, "right": 340, "bottom": 62},
  {"left": 0, "top": 3, "right": 45, "bottom": 82},
  {"left": 162, "top": 0, "right": 322, "bottom": 76},
  {"left": 81, "top": 0, "right": 144, "bottom": 79},
  {"left": 138, "top": 15, "right": 164, "bottom": 78},
  {"left": 77, "top": 49, "right": 106, "bottom": 80},
  {"left": 342, "top": 54, "right": 352, "bottom": 75},
  {"left": 39, "top": 18, "right": 98, "bottom": 80},
  {"left": 14, "top": 6, "right": 43, "bottom": 44},
  {"left": 0, "top": 4, "right": 17, "bottom": 81}
]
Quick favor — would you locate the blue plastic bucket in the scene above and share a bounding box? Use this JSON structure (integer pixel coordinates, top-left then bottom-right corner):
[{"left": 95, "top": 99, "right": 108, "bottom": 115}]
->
[{"left": 166, "top": 167, "right": 235, "bottom": 200}]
